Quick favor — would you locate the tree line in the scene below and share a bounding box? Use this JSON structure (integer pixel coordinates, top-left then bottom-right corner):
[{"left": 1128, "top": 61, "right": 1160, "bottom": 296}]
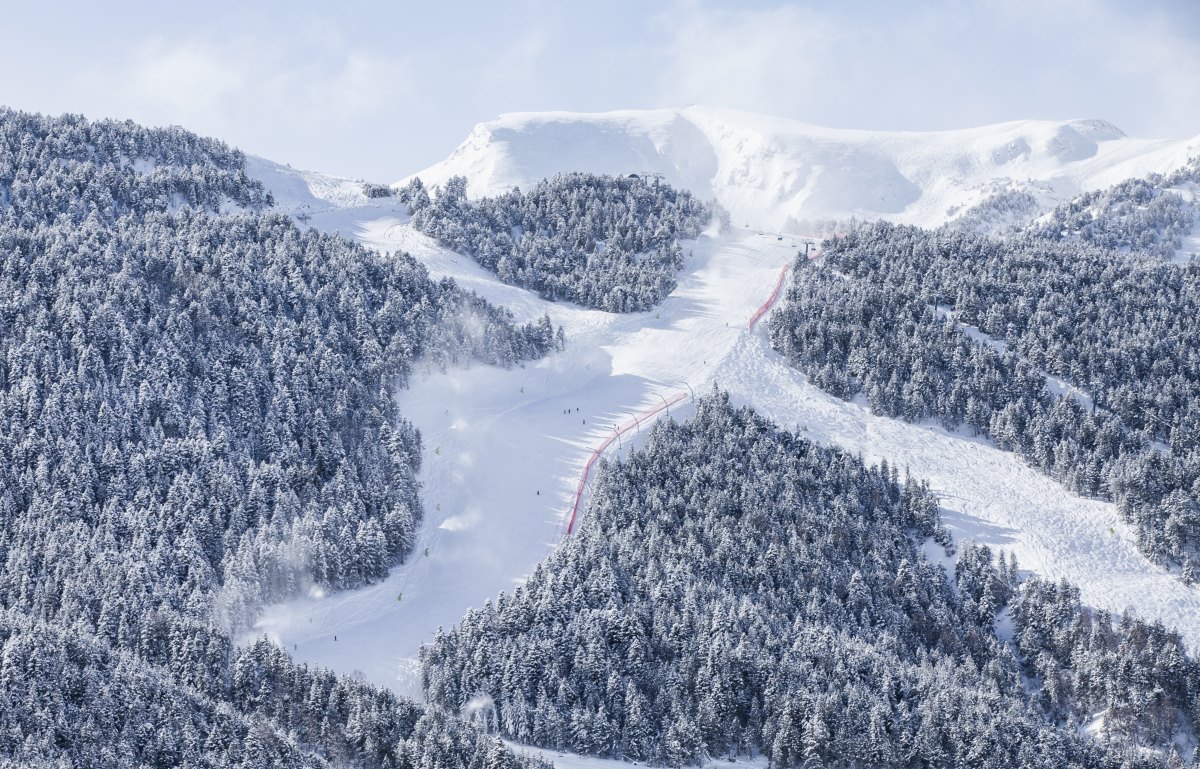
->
[
  {"left": 769, "top": 162, "right": 1200, "bottom": 566},
  {"left": 421, "top": 394, "right": 1197, "bottom": 768},
  {"left": 400, "top": 172, "right": 711, "bottom": 312},
  {"left": 0, "top": 107, "right": 553, "bottom": 768}
]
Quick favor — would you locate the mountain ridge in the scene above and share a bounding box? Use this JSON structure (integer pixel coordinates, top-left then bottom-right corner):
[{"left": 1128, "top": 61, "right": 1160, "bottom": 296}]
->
[{"left": 402, "top": 106, "right": 1200, "bottom": 231}]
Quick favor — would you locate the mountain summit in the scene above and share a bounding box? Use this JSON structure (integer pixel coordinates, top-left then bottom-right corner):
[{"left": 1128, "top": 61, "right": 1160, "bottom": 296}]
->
[{"left": 406, "top": 106, "right": 1199, "bottom": 230}]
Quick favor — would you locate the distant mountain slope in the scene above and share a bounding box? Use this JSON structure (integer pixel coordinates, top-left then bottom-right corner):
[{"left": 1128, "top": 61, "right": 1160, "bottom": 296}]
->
[
  {"left": 765, "top": 154, "right": 1200, "bottom": 571},
  {"left": 404, "top": 106, "right": 1200, "bottom": 230}
]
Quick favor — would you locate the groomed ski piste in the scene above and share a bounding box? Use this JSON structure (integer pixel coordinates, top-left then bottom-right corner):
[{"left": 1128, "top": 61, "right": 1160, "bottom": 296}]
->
[
  {"left": 510, "top": 742, "right": 772, "bottom": 769},
  {"left": 246, "top": 111, "right": 1200, "bottom": 767}
]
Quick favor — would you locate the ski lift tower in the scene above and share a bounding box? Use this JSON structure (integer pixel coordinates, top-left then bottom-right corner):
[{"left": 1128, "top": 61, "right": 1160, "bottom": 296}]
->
[{"left": 642, "top": 171, "right": 665, "bottom": 187}]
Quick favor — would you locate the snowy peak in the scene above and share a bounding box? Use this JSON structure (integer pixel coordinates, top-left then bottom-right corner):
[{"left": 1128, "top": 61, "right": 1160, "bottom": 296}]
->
[
  {"left": 406, "top": 107, "right": 1199, "bottom": 231},
  {"left": 430, "top": 108, "right": 718, "bottom": 203}
]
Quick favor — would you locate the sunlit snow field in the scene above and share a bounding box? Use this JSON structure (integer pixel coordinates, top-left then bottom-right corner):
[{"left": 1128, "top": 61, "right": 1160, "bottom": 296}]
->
[{"left": 244, "top": 114, "right": 1200, "bottom": 743}]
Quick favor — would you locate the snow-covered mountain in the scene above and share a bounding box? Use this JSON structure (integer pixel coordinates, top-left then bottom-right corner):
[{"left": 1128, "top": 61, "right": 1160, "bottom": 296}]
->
[
  {"left": 243, "top": 117, "right": 1200, "bottom": 708},
  {"left": 404, "top": 106, "right": 1200, "bottom": 230},
  {"left": 9, "top": 102, "right": 1199, "bottom": 768}
]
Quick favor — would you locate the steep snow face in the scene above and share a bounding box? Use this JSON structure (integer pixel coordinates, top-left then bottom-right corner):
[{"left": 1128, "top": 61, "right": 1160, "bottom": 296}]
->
[
  {"left": 244, "top": 155, "right": 383, "bottom": 216},
  {"left": 404, "top": 106, "right": 1200, "bottom": 230}
]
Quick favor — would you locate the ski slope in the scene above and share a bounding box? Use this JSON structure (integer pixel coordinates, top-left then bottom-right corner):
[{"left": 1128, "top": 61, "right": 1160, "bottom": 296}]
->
[
  {"left": 249, "top": 192, "right": 807, "bottom": 694},
  {"left": 404, "top": 106, "right": 1200, "bottom": 231},
  {"left": 242, "top": 111, "right": 1200, "bottom": 743},
  {"left": 511, "top": 742, "right": 768, "bottom": 769},
  {"left": 245, "top": 162, "right": 1200, "bottom": 707},
  {"left": 1170, "top": 181, "right": 1200, "bottom": 264}
]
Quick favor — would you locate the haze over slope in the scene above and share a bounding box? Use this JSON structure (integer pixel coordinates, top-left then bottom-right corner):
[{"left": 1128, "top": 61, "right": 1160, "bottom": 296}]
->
[{"left": 405, "top": 106, "right": 1200, "bottom": 231}]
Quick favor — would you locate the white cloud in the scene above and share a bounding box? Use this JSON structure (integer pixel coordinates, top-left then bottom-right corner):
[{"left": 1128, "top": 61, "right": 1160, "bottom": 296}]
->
[
  {"left": 130, "top": 40, "right": 246, "bottom": 122},
  {"left": 656, "top": 5, "right": 837, "bottom": 119},
  {"left": 78, "top": 32, "right": 420, "bottom": 173},
  {"left": 1095, "top": 4, "right": 1200, "bottom": 137},
  {"left": 656, "top": 0, "right": 1200, "bottom": 138},
  {"left": 7, "top": 1, "right": 1196, "bottom": 179}
]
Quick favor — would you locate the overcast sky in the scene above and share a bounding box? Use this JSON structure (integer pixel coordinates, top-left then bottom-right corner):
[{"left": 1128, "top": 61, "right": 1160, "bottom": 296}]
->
[{"left": 3, "top": 0, "right": 1198, "bottom": 180}]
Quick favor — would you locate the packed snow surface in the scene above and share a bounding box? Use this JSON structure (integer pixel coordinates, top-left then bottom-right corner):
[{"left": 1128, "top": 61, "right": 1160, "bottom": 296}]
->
[
  {"left": 405, "top": 106, "right": 1200, "bottom": 231},
  {"left": 510, "top": 742, "right": 768, "bottom": 769}
]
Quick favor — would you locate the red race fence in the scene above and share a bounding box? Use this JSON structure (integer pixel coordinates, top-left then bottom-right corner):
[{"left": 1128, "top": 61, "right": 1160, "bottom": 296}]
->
[
  {"left": 563, "top": 245, "right": 822, "bottom": 537},
  {"left": 747, "top": 264, "right": 791, "bottom": 330},
  {"left": 563, "top": 391, "right": 688, "bottom": 536}
]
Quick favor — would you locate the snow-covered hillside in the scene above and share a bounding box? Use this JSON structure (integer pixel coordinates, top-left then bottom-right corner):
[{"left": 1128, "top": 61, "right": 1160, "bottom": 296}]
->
[
  {"left": 404, "top": 106, "right": 1200, "bottom": 230},
  {"left": 247, "top": 156, "right": 1200, "bottom": 704}
]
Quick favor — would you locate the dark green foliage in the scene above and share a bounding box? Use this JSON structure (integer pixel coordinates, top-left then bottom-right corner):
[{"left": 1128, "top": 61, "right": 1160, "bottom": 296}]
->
[
  {"left": 402, "top": 173, "right": 710, "bottom": 312},
  {"left": 0, "top": 610, "right": 549, "bottom": 769},
  {"left": 0, "top": 611, "right": 314, "bottom": 769},
  {"left": 421, "top": 395, "right": 1167, "bottom": 768},
  {"left": 952, "top": 187, "right": 1042, "bottom": 234},
  {"left": 770, "top": 179, "right": 1200, "bottom": 563},
  {"left": 1031, "top": 159, "right": 1200, "bottom": 258},
  {"left": 1013, "top": 578, "right": 1200, "bottom": 744},
  {"left": 0, "top": 209, "right": 557, "bottom": 634},
  {"left": 362, "top": 182, "right": 395, "bottom": 199},
  {"left": 0, "top": 107, "right": 272, "bottom": 224}
]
